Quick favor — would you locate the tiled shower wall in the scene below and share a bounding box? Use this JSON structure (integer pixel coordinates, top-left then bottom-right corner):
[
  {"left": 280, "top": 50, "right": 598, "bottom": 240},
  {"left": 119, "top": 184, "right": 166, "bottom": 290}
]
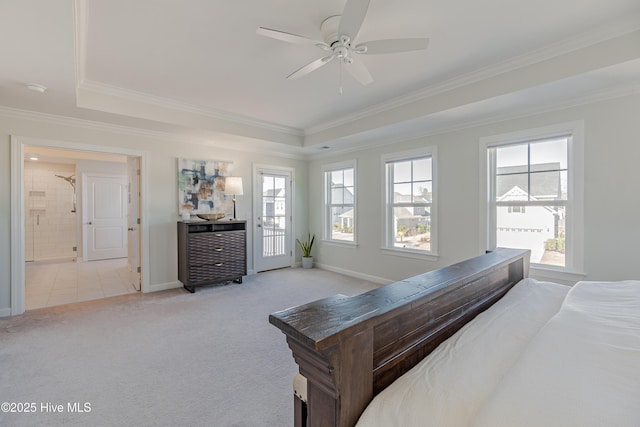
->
[{"left": 24, "top": 161, "right": 77, "bottom": 261}]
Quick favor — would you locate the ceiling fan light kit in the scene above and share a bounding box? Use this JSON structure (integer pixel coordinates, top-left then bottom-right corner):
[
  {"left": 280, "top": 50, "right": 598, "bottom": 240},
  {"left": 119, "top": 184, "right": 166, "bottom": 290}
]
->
[{"left": 257, "top": 0, "right": 429, "bottom": 88}]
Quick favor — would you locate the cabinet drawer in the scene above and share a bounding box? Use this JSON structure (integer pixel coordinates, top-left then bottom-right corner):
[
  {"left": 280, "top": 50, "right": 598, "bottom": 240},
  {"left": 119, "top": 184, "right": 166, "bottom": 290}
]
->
[
  {"left": 188, "top": 232, "right": 244, "bottom": 248},
  {"left": 188, "top": 260, "right": 247, "bottom": 284},
  {"left": 187, "top": 232, "right": 245, "bottom": 263}
]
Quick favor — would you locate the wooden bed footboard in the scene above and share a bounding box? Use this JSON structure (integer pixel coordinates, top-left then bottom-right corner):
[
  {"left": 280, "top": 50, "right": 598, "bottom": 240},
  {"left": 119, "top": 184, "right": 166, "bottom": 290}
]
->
[{"left": 269, "top": 248, "right": 530, "bottom": 427}]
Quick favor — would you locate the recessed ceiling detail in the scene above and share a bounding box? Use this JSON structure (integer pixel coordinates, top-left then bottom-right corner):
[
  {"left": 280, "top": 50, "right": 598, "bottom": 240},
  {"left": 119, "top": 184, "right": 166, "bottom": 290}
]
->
[{"left": 1, "top": 0, "right": 639, "bottom": 156}]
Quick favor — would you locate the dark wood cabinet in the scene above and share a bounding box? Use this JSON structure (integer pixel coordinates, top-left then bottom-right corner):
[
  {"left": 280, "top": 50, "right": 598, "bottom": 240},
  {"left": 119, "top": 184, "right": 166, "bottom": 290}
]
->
[{"left": 177, "top": 220, "right": 247, "bottom": 293}]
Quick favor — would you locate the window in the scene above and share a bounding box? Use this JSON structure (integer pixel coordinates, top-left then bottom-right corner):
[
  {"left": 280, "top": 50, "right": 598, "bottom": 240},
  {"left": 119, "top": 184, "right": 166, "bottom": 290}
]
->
[
  {"left": 482, "top": 122, "right": 584, "bottom": 276},
  {"left": 384, "top": 147, "right": 437, "bottom": 256},
  {"left": 323, "top": 162, "right": 356, "bottom": 243}
]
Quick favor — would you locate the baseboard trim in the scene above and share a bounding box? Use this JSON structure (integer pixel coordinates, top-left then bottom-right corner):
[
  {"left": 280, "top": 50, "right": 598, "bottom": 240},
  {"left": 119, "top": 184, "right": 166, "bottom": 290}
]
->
[
  {"left": 0, "top": 307, "right": 12, "bottom": 318},
  {"left": 314, "top": 263, "right": 393, "bottom": 286},
  {"left": 146, "top": 281, "right": 181, "bottom": 293}
]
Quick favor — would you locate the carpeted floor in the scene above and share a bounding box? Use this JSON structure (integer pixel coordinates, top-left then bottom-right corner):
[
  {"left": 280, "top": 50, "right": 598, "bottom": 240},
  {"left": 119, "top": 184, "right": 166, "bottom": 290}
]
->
[{"left": 0, "top": 267, "right": 379, "bottom": 427}]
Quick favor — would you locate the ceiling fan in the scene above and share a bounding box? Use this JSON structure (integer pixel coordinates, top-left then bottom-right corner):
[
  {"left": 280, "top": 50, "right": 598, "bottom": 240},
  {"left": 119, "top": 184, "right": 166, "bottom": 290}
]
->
[{"left": 256, "top": 0, "right": 429, "bottom": 87}]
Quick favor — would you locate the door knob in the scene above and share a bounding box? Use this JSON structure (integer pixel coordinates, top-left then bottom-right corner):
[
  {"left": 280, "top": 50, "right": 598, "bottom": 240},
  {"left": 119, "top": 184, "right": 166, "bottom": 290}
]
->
[
  {"left": 85, "top": 221, "right": 92, "bottom": 225},
  {"left": 128, "top": 227, "right": 135, "bottom": 231}
]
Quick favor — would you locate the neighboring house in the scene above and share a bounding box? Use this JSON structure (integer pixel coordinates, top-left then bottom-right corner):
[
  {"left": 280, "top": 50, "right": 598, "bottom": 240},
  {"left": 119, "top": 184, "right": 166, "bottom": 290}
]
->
[
  {"left": 337, "top": 208, "right": 354, "bottom": 230},
  {"left": 393, "top": 193, "right": 431, "bottom": 230},
  {"left": 263, "top": 188, "right": 286, "bottom": 228},
  {"left": 495, "top": 164, "right": 564, "bottom": 262},
  {"left": 330, "top": 184, "right": 354, "bottom": 231},
  {"left": 392, "top": 193, "right": 431, "bottom": 250}
]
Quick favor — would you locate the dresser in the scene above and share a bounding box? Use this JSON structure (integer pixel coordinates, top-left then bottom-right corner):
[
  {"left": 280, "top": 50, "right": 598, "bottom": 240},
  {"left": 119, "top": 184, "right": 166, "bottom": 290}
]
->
[{"left": 177, "top": 220, "right": 247, "bottom": 293}]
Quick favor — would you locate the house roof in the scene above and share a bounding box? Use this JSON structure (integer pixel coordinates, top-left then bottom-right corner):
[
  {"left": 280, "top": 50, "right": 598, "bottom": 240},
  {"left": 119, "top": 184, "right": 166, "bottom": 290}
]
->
[
  {"left": 394, "top": 206, "right": 430, "bottom": 220},
  {"left": 496, "top": 163, "right": 562, "bottom": 200},
  {"left": 263, "top": 188, "right": 285, "bottom": 197},
  {"left": 498, "top": 186, "right": 561, "bottom": 215},
  {"left": 393, "top": 193, "right": 431, "bottom": 204}
]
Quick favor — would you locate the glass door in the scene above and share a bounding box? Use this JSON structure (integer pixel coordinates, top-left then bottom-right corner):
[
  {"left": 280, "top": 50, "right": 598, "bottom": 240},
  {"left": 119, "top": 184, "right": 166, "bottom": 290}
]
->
[{"left": 254, "top": 167, "right": 292, "bottom": 272}]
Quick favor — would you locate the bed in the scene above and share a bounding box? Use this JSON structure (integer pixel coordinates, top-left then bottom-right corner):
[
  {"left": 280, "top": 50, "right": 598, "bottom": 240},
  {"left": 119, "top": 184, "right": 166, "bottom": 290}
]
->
[{"left": 269, "top": 248, "right": 640, "bottom": 427}]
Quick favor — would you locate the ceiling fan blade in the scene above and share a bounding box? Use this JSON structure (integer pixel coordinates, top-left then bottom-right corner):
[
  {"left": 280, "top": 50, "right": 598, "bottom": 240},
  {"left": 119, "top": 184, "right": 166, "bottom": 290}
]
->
[
  {"left": 257, "top": 27, "right": 329, "bottom": 49},
  {"left": 338, "top": 0, "right": 371, "bottom": 41},
  {"left": 345, "top": 58, "right": 373, "bottom": 86},
  {"left": 287, "top": 55, "right": 335, "bottom": 80},
  {"left": 355, "top": 38, "right": 430, "bottom": 55}
]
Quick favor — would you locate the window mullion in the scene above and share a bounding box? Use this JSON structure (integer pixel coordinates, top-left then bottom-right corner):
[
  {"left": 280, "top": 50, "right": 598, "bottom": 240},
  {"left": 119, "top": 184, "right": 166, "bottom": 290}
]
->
[{"left": 527, "top": 143, "right": 531, "bottom": 202}]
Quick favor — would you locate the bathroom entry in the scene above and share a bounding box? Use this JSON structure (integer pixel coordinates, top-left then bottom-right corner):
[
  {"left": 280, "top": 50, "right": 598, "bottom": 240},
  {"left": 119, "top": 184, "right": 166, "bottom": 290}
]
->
[{"left": 21, "top": 145, "right": 142, "bottom": 310}]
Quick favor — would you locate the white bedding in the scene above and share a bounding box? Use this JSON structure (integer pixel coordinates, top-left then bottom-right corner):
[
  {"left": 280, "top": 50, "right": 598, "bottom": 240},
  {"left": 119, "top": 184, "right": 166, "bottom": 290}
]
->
[
  {"left": 356, "top": 278, "right": 570, "bottom": 427},
  {"left": 472, "top": 280, "right": 640, "bottom": 427},
  {"left": 356, "top": 279, "right": 640, "bottom": 427}
]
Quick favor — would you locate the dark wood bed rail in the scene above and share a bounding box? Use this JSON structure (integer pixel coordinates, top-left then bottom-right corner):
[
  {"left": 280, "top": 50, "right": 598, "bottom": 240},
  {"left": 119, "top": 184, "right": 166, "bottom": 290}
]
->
[{"left": 269, "top": 248, "right": 530, "bottom": 427}]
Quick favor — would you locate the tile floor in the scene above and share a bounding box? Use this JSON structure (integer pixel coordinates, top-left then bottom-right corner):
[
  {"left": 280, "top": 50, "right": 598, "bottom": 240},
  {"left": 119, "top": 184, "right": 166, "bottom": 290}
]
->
[{"left": 25, "top": 257, "right": 138, "bottom": 310}]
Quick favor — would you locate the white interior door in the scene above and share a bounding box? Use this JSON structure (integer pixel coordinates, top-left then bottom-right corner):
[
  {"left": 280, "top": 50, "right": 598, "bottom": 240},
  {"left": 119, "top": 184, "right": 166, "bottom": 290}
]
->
[
  {"left": 254, "top": 167, "right": 292, "bottom": 272},
  {"left": 127, "top": 157, "right": 141, "bottom": 290},
  {"left": 83, "top": 173, "right": 128, "bottom": 261}
]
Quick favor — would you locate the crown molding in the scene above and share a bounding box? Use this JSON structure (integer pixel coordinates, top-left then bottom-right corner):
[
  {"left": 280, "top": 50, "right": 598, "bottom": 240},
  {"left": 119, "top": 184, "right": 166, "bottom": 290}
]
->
[
  {"left": 0, "top": 106, "right": 307, "bottom": 160},
  {"left": 308, "top": 84, "right": 639, "bottom": 159},
  {"left": 72, "top": 0, "right": 302, "bottom": 141},
  {"left": 305, "top": 22, "right": 640, "bottom": 136},
  {"left": 78, "top": 79, "right": 304, "bottom": 138}
]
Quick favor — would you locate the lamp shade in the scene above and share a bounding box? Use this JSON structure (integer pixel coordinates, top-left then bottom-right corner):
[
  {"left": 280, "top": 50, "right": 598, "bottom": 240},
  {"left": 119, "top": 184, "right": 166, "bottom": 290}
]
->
[{"left": 224, "top": 176, "right": 243, "bottom": 195}]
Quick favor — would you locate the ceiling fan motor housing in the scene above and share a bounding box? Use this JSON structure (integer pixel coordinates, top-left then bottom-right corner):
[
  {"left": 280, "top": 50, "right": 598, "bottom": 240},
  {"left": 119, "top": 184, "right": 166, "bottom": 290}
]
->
[{"left": 321, "top": 15, "right": 342, "bottom": 46}]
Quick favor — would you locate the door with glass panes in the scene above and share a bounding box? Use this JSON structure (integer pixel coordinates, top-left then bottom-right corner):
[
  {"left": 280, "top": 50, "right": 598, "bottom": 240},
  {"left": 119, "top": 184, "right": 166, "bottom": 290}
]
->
[{"left": 254, "top": 167, "right": 292, "bottom": 272}]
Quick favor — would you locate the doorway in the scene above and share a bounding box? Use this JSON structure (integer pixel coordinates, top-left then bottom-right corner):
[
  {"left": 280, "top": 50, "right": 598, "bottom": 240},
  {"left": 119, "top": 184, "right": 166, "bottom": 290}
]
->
[
  {"left": 253, "top": 165, "right": 294, "bottom": 272},
  {"left": 10, "top": 136, "right": 148, "bottom": 315}
]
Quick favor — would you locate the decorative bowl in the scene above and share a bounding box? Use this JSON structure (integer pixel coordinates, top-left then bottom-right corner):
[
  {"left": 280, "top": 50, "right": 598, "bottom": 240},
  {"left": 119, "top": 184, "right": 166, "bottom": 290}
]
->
[{"left": 196, "top": 213, "right": 226, "bottom": 221}]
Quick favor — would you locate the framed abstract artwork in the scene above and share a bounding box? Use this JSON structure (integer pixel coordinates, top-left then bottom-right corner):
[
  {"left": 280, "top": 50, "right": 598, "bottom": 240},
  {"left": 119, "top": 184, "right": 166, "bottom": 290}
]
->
[{"left": 178, "top": 158, "right": 234, "bottom": 215}]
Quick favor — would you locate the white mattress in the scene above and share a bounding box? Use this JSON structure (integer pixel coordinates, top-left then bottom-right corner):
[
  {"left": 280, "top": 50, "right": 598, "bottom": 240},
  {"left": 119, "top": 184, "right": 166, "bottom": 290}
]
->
[{"left": 356, "top": 278, "right": 570, "bottom": 427}]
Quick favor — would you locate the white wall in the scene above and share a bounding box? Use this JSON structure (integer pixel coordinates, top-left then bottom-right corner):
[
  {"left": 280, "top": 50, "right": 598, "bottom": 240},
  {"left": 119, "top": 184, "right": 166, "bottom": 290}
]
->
[
  {"left": 0, "top": 113, "right": 308, "bottom": 314},
  {"left": 2, "top": 93, "right": 638, "bottom": 315},
  {"left": 308, "top": 93, "right": 640, "bottom": 284}
]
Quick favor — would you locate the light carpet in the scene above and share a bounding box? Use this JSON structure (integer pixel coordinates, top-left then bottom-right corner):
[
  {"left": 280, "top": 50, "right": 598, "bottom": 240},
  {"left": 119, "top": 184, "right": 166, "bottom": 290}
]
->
[{"left": 0, "top": 267, "right": 379, "bottom": 427}]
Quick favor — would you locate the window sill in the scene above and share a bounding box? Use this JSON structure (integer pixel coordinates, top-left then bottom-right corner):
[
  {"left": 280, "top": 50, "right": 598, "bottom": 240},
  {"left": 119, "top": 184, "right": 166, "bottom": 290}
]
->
[
  {"left": 381, "top": 247, "right": 439, "bottom": 262},
  {"left": 529, "top": 265, "right": 586, "bottom": 286},
  {"left": 322, "top": 239, "right": 358, "bottom": 248}
]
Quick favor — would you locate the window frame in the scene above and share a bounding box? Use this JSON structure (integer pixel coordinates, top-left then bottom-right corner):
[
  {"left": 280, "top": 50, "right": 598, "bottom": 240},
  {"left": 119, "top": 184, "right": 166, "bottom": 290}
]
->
[
  {"left": 382, "top": 146, "right": 438, "bottom": 260},
  {"left": 479, "top": 121, "right": 585, "bottom": 282},
  {"left": 322, "top": 160, "right": 357, "bottom": 246}
]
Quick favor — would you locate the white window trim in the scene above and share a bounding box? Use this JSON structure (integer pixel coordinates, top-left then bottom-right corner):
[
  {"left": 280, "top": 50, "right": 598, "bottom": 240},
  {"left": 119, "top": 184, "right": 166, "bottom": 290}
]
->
[
  {"left": 381, "top": 146, "right": 438, "bottom": 259},
  {"left": 322, "top": 159, "right": 357, "bottom": 246},
  {"left": 479, "top": 121, "right": 585, "bottom": 281}
]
